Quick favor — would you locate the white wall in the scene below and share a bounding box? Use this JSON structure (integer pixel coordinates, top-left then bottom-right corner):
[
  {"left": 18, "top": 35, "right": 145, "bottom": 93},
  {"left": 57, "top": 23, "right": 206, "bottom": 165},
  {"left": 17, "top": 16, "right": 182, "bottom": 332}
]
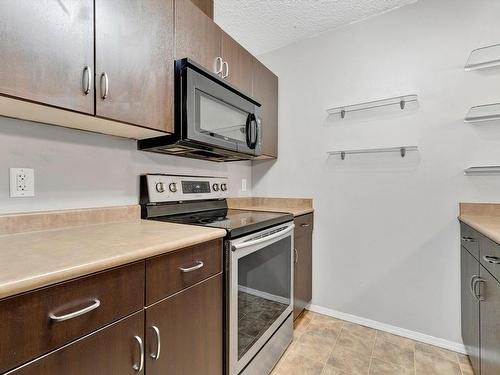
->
[
  {"left": 0, "top": 117, "right": 251, "bottom": 214},
  {"left": 254, "top": 0, "right": 500, "bottom": 345}
]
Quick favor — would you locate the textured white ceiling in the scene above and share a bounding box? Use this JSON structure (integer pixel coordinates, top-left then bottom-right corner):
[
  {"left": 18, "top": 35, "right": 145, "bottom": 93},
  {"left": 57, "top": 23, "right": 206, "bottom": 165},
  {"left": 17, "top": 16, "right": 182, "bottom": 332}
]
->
[{"left": 214, "top": 0, "right": 417, "bottom": 55}]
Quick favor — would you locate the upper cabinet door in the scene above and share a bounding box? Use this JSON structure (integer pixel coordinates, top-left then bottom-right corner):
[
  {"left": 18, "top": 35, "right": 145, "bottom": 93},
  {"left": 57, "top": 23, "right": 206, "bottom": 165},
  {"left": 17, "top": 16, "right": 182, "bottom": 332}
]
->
[
  {"left": 175, "top": 0, "right": 222, "bottom": 75},
  {"left": 221, "top": 32, "right": 254, "bottom": 95},
  {"left": 252, "top": 59, "right": 279, "bottom": 158},
  {"left": 95, "top": 0, "right": 174, "bottom": 133},
  {"left": 0, "top": 1, "right": 94, "bottom": 114}
]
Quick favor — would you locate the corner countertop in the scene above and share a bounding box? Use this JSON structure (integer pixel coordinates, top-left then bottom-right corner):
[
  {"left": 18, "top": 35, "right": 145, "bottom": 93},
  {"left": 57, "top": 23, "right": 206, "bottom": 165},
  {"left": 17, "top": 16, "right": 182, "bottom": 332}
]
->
[
  {"left": 0, "top": 219, "right": 226, "bottom": 300},
  {"left": 227, "top": 197, "right": 314, "bottom": 217},
  {"left": 459, "top": 203, "right": 500, "bottom": 244}
]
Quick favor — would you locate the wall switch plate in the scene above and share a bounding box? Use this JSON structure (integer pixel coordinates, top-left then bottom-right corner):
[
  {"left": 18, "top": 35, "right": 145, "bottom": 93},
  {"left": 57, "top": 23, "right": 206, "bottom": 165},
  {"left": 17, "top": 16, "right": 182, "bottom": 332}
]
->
[
  {"left": 241, "top": 178, "right": 247, "bottom": 192},
  {"left": 10, "top": 168, "right": 35, "bottom": 197}
]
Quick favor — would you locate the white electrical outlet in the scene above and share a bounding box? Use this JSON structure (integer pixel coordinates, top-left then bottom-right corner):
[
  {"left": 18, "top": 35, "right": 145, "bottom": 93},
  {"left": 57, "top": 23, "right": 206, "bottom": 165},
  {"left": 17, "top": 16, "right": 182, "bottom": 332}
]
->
[
  {"left": 241, "top": 178, "right": 247, "bottom": 192},
  {"left": 10, "top": 168, "right": 35, "bottom": 197}
]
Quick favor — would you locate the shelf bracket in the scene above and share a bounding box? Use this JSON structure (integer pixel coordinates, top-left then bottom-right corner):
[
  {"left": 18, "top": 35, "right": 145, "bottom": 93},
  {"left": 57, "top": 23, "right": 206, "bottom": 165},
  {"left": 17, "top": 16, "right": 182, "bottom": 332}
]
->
[
  {"left": 340, "top": 151, "right": 346, "bottom": 160},
  {"left": 400, "top": 100, "right": 406, "bottom": 110},
  {"left": 400, "top": 147, "right": 406, "bottom": 158},
  {"left": 340, "top": 109, "right": 346, "bottom": 119}
]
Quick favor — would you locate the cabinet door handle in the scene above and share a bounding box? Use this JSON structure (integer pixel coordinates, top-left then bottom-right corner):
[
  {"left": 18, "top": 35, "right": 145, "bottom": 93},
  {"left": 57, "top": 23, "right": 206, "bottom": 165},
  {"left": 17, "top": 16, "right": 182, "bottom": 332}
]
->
[
  {"left": 461, "top": 236, "right": 475, "bottom": 242},
  {"left": 150, "top": 325, "right": 161, "bottom": 360},
  {"left": 49, "top": 299, "right": 100, "bottom": 322},
  {"left": 469, "top": 275, "right": 478, "bottom": 298},
  {"left": 133, "top": 336, "right": 144, "bottom": 372},
  {"left": 179, "top": 260, "right": 204, "bottom": 273},
  {"left": 483, "top": 255, "right": 500, "bottom": 264},
  {"left": 222, "top": 61, "right": 229, "bottom": 78},
  {"left": 82, "top": 65, "right": 92, "bottom": 95},
  {"left": 472, "top": 277, "right": 486, "bottom": 302},
  {"left": 301, "top": 223, "right": 310, "bottom": 227},
  {"left": 294, "top": 249, "right": 298, "bottom": 264},
  {"left": 100, "top": 72, "right": 109, "bottom": 100},
  {"left": 214, "top": 57, "right": 223, "bottom": 75}
]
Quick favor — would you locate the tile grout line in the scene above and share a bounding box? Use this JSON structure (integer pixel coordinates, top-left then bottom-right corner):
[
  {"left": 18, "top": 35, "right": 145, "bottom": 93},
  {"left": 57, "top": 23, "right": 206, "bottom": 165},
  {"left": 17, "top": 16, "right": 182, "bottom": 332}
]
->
[{"left": 367, "top": 330, "right": 378, "bottom": 374}]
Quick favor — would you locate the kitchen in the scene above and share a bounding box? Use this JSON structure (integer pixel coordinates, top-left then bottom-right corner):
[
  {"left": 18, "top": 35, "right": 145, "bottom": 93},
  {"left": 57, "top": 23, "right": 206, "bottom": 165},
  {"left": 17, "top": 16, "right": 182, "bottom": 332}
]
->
[{"left": 0, "top": 0, "right": 499, "bottom": 374}]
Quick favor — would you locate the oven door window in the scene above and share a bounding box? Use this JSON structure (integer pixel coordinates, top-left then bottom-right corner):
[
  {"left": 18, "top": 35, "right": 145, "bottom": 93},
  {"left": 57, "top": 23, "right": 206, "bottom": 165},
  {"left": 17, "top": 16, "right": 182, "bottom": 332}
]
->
[
  {"left": 237, "top": 236, "right": 291, "bottom": 360},
  {"left": 196, "top": 90, "right": 249, "bottom": 145}
]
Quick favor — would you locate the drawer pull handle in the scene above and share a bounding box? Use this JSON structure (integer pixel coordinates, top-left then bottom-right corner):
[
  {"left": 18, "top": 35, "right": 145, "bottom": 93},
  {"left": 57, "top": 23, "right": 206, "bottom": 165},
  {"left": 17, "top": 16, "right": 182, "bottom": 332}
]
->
[
  {"left": 133, "top": 336, "right": 144, "bottom": 372},
  {"left": 150, "top": 325, "right": 161, "bottom": 360},
  {"left": 301, "top": 223, "right": 310, "bottom": 227},
  {"left": 294, "top": 249, "right": 298, "bottom": 264},
  {"left": 179, "top": 260, "right": 204, "bottom": 273},
  {"left": 49, "top": 299, "right": 101, "bottom": 322},
  {"left": 483, "top": 255, "right": 500, "bottom": 264},
  {"left": 461, "top": 236, "right": 475, "bottom": 242}
]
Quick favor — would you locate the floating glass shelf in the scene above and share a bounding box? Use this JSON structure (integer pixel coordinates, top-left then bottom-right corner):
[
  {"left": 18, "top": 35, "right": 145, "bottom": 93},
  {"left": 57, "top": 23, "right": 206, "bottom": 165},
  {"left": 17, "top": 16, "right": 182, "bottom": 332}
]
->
[
  {"left": 464, "top": 166, "right": 500, "bottom": 175},
  {"left": 326, "top": 94, "right": 418, "bottom": 119},
  {"left": 327, "top": 146, "right": 418, "bottom": 160},
  {"left": 465, "top": 43, "right": 500, "bottom": 71},
  {"left": 464, "top": 103, "right": 500, "bottom": 123}
]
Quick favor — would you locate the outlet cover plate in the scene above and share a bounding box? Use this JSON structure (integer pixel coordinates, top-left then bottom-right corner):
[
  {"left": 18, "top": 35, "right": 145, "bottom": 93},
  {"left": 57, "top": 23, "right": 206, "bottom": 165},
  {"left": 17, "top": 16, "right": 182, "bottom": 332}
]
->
[{"left": 10, "top": 168, "right": 35, "bottom": 197}]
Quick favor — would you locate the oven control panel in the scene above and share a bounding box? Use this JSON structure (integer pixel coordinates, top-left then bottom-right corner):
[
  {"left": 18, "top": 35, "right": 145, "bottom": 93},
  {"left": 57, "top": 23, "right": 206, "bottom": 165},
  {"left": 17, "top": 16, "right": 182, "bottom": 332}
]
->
[{"left": 145, "top": 174, "right": 229, "bottom": 203}]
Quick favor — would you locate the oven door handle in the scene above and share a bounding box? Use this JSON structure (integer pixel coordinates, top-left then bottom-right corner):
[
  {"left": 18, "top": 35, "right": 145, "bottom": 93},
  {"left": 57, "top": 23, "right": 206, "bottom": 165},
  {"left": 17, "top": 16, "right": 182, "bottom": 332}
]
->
[{"left": 232, "top": 224, "right": 295, "bottom": 251}]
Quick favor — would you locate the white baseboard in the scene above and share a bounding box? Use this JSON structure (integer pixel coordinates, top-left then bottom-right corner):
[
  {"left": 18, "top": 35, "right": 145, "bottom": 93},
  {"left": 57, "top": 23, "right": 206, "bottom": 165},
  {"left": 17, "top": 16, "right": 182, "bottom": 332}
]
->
[{"left": 307, "top": 304, "right": 466, "bottom": 354}]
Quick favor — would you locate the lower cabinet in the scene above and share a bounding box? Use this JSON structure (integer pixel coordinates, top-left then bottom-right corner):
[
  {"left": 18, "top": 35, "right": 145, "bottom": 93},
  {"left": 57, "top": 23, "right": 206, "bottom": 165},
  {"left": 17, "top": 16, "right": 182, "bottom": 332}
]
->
[
  {"left": 461, "top": 246, "right": 480, "bottom": 375},
  {"left": 2, "top": 239, "right": 224, "bottom": 375},
  {"left": 293, "top": 213, "right": 313, "bottom": 320},
  {"left": 460, "top": 222, "right": 500, "bottom": 375},
  {"left": 479, "top": 266, "right": 500, "bottom": 375},
  {"left": 145, "top": 274, "right": 223, "bottom": 375},
  {"left": 8, "top": 311, "right": 145, "bottom": 375}
]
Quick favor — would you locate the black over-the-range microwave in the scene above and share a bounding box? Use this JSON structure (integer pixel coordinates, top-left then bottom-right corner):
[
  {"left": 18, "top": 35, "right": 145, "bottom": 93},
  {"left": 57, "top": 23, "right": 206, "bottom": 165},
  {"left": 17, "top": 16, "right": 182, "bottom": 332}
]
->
[{"left": 138, "top": 58, "right": 262, "bottom": 162}]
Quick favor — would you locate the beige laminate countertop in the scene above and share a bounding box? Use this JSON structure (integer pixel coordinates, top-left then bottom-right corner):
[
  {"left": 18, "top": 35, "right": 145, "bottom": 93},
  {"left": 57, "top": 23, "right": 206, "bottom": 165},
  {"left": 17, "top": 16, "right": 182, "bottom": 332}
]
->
[
  {"left": 459, "top": 203, "right": 500, "bottom": 244},
  {"left": 0, "top": 220, "right": 226, "bottom": 300},
  {"left": 227, "top": 197, "right": 314, "bottom": 217}
]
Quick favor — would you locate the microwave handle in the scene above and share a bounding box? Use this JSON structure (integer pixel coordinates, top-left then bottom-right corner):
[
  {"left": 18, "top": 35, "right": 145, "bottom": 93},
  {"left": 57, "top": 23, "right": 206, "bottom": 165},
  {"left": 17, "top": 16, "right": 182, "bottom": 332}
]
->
[{"left": 245, "top": 113, "right": 258, "bottom": 150}]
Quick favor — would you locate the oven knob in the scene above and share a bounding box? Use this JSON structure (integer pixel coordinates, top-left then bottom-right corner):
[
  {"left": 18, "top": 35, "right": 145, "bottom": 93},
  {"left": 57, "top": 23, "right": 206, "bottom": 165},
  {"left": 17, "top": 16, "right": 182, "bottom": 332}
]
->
[
  {"left": 169, "top": 183, "right": 178, "bottom": 193},
  {"left": 220, "top": 183, "right": 227, "bottom": 192},
  {"left": 155, "top": 182, "right": 165, "bottom": 193},
  {"left": 212, "top": 183, "right": 219, "bottom": 192}
]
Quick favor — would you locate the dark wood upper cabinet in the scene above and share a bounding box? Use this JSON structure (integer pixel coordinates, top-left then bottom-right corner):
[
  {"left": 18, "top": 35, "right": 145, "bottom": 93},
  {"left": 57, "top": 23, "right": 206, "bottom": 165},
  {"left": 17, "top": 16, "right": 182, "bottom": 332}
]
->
[
  {"left": 252, "top": 58, "right": 279, "bottom": 158},
  {"left": 190, "top": 0, "right": 214, "bottom": 19},
  {"left": 221, "top": 32, "right": 254, "bottom": 95},
  {"left": 293, "top": 213, "right": 313, "bottom": 320},
  {"left": 8, "top": 311, "right": 145, "bottom": 375},
  {"left": 95, "top": 0, "right": 174, "bottom": 132},
  {"left": 0, "top": 1, "right": 94, "bottom": 114},
  {"left": 145, "top": 274, "right": 223, "bottom": 375},
  {"left": 175, "top": 0, "right": 222, "bottom": 75}
]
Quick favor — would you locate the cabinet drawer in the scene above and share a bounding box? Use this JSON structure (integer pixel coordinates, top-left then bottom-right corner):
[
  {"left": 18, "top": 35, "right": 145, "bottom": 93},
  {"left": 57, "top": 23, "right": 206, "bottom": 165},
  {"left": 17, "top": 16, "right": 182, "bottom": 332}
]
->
[
  {"left": 0, "top": 262, "right": 145, "bottom": 374},
  {"left": 460, "top": 223, "right": 480, "bottom": 260},
  {"left": 481, "top": 236, "right": 500, "bottom": 282},
  {"left": 7, "top": 311, "right": 145, "bottom": 375},
  {"left": 294, "top": 213, "right": 313, "bottom": 238},
  {"left": 146, "top": 239, "right": 222, "bottom": 305}
]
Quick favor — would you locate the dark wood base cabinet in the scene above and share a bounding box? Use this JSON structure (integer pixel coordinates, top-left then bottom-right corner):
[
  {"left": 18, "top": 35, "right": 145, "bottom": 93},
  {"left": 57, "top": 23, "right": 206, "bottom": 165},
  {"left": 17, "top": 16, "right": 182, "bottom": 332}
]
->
[
  {"left": 146, "top": 274, "right": 223, "bottom": 375},
  {"left": 1, "top": 239, "right": 223, "bottom": 375},
  {"left": 293, "top": 213, "right": 313, "bottom": 320},
  {"left": 8, "top": 311, "right": 145, "bottom": 375},
  {"left": 460, "top": 222, "right": 500, "bottom": 375}
]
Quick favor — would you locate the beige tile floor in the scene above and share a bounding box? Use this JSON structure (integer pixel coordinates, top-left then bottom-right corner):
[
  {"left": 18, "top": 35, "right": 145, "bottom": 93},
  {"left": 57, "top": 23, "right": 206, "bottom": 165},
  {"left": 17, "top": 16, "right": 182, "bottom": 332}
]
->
[{"left": 271, "top": 311, "right": 475, "bottom": 375}]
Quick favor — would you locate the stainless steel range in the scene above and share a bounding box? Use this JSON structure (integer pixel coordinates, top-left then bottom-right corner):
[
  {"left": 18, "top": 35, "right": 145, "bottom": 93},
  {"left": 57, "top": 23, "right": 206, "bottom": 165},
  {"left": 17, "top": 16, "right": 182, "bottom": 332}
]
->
[{"left": 140, "top": 174, "right": 294, "bottom": 375}]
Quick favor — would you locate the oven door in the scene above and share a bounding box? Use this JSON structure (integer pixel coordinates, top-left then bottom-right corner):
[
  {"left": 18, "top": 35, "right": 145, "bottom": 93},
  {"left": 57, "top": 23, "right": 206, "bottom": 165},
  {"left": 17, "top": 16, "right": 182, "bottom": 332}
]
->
[
  {"left": 180, "top": 61, "right": 262, "bottom": 156},
  {"left": 229, "top": 222, "right": 294, "bottom": 375}
]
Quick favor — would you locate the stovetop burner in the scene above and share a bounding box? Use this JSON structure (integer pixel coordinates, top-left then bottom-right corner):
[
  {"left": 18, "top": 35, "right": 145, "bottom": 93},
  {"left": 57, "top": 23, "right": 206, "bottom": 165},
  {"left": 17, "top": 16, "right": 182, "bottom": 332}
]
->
[{"left": 140, "top": 174, "right": 293, "bottom": 238}]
